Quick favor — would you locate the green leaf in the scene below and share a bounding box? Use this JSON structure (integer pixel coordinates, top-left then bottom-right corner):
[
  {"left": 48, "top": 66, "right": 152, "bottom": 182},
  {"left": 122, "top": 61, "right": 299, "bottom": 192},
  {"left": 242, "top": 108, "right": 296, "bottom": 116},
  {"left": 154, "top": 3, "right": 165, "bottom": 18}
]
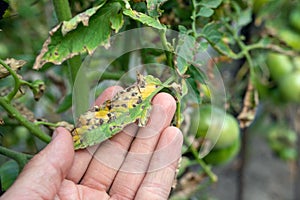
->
[
  {"left": 199, "top": 0, "right": 223, "bottom": 8},
  {"left": 123, "top": 9, "right": 166, "bottom": 30},
  {"left": 0, "top": 160, "right": 19, "bottom": 191},
  {"left": 214, "top": 40, "right": 236, "bottom": 57},
  {"left": 72, "top": 73, "right": 170, "bottom": 149},
  {"left": 201, "top": 22, "right": 235, "bottom": 57},
  {"left": 61, "top": 5, "right": 103, "bottom": 36},
  {"left": 186, "top": 65, "right": 206, "bottom": 104},
  {"left": 201, "top": 22, "right": 223, "bottom": 43},
  {"left": 197, "top": 7, "right": 214, "bottom": 18},
  {"left": 178, "top": 25, "right": 187, "bottom": 33},
  {"left": 181, "top": 78, "right": 188, "bottom": 98},
  {"left": 146, "top": 0, "right": 168, "bottom": 17},
  {"left": 176, "top": 56, "right": 189, "bottom": 75},
  {"left": 237, "top": 8, "right": 252, "bottom": 27},
  {"left": 175, "top": 34, "right": 196, "bottom": 75},
  {"left": 33, "top": 2, "right": 124, "bottom": 69}
]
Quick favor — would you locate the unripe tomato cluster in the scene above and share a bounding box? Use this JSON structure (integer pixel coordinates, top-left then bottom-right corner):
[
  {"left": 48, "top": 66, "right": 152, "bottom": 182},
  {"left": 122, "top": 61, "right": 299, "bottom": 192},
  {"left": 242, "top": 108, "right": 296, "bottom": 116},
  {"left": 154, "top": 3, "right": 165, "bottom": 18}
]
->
[
  {"left": 190, "top": 105, "right": 240, "bottom": 165},
  {"left": 265, "top": 53, "right": 300, "bottom": 103}
]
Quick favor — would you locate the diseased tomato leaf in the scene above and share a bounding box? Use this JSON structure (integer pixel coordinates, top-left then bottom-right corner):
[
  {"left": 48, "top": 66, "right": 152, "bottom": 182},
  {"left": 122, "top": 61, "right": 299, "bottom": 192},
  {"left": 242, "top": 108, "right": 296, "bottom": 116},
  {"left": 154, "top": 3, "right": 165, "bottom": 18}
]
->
[
  {"left": 71, "top": 73, "right": 170, "bottom": 149},
  {"left": 146, "top": 0, "right": 168, "bottom": 17},
  {"left": 33, "top": 2, "right": 124, "bottom": 70}
]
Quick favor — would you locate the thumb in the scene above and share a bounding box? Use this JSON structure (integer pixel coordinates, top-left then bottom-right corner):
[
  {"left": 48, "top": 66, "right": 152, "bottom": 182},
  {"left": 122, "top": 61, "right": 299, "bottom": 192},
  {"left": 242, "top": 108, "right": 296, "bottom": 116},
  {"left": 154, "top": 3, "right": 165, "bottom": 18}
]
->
[{"left": 1, "top": 127, "right": 74, "bottom": 200}]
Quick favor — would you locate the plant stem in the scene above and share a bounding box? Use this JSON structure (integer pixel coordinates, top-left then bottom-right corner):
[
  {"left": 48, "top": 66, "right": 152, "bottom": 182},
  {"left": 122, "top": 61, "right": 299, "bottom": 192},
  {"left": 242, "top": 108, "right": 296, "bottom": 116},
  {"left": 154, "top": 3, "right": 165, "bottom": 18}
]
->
[
  {"left": 0, "top": 59, "right": 21, "bottom": 102},
  {"left": 159, "top": 29, "right": 174, "bottom": 69},
  {"left": 0, "top": 97, "right": 51, "bottom": 143},
  {"left": 52, "top": 0, "right": 72, "bottom": 21},
  {"left": 100, "top": 71, "right": 124, "bottom": 80},
  {"left": 175, "top": 102, "right": 181, "bottom": 127},
  {"left": 191, "top": 0, "right": 198, "bottom": 37},
  {"left": 0, "top": 146, "right": 33, "bottom": 169},
  {"left": 185, "top": 137, "right": 218, "bottom": 182}
]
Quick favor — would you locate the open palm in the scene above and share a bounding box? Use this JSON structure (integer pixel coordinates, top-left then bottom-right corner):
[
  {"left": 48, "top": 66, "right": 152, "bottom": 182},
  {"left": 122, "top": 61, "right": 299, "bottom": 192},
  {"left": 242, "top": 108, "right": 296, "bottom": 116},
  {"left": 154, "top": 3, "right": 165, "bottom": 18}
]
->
[{"left": 1, "top": 86, "right": 182, "bottom": 200}]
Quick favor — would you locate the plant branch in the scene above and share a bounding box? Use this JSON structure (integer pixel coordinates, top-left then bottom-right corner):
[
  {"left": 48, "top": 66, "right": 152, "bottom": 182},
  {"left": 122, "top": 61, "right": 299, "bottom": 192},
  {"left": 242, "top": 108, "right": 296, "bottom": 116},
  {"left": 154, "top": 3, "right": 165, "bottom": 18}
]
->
[
  {"left": 100, "top": 71, "right": 124, "bottom": 80},
  {"left": 191, "top": 0, "right": 198, "bottom": 37},
  {"left": 0, "top": 97, "right": 51, "bottom": 143},
  {"left": 185, "top": 137, "right": 218, "bottom": 182},
  {"left": 223, "top": 21, "right": 255, "bottom": 71},
  {"left": 52, "top": 0, "right": 72, "bottom": 21},
  {"left": 190, "top": 145, "right": 218, "bottom": 182},
  {"left": 159, "top": 29, "right": 174, "bottom": 69}
]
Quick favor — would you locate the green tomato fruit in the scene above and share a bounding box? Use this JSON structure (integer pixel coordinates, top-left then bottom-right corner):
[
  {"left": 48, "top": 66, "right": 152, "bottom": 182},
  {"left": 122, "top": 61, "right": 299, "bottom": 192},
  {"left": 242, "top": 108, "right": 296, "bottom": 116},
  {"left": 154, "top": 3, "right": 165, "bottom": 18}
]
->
[
  {"left": 203, "top": 138, "right": 241, "bottom": 165},
  {"left": 289, "top": 9, "right": 300, "bottom": 32},
  {"left": 279, "top": 29, "right": 300, "bottom": 51},
  {"left": 267, "top": 124, "right": 297, "bottom": 161},
  {"left": 194, "top": 105, "right": 240, "bottom": 149},
  {"left": 266, "top": 53, "right": 293, "bottom": 81},
  {"left": 292, "top": 56, "right": 300, "bottom": 71},
  {"left": 278, "top": 71, "right": 300, "bottom": 103}
]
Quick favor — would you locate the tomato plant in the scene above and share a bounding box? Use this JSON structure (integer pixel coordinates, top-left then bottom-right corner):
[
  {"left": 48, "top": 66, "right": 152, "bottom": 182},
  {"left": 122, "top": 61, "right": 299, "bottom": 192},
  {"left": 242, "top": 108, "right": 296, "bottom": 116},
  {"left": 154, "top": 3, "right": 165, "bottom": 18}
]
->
[{"left": 1, "top": 0, "right": 300, "bottom": 199}]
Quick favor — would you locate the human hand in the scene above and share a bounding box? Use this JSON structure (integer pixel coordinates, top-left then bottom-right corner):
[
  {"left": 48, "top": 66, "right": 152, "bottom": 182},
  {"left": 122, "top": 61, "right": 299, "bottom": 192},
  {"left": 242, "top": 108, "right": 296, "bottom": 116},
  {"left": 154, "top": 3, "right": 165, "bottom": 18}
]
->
[{"left": 1, "top": 86, "right": 183, "bottom": 200}]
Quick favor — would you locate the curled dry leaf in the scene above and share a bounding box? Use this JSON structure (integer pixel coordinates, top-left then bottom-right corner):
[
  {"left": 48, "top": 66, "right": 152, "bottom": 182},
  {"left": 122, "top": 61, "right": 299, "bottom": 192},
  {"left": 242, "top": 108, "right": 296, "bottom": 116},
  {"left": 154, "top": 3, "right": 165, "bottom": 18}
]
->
[
  {"left": 56, "top": 121, "right": 74, "bottom": 132},
  {"left": 238, "top": 81, "right": 259, "bottom": 128},
  {"left": 0, "top": 58, "right": 26, "bottom": 79},
  {"left": 0, "top": 118, "right": 4, "bottom": 125}
]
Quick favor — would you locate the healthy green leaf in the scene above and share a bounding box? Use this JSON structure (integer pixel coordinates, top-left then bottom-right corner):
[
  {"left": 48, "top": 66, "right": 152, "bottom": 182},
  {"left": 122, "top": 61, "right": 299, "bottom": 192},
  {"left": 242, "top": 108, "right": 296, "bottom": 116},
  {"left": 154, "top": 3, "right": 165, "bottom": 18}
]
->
[
  {"left": 237, "top": 8, "right": 252, "bottom": 27},
  {"left": 186, "top": 65, "right": 206, "bottom": 105},
  {"left": 33, "top": 2, "right": 124, "bottom": 69},
  {"left": 201, "top": 22, "right": 235, "bottom": 57},
  {"left": 0, "top": 160, "right": 19, "bottom": 191},
  {"left": 146, "top": 0, "right": 168, "bottom": 17},
  {"left": 123, "top": 9, "right": 166, "bottom": 30},
  {"left": 197, "top": 7, "right": 214, "bottom": 18},
  {"left": 201, "top": 22, "right": 223, "bottom": 43},
  {"left": 199, "top": 0, "right": 223, "bottom": 8},
  {"left": 175, "top": 34, "right": 196, "bottom": 75},
  {"left": 176, "top": 56, "right": 189, "bottom": 75}
]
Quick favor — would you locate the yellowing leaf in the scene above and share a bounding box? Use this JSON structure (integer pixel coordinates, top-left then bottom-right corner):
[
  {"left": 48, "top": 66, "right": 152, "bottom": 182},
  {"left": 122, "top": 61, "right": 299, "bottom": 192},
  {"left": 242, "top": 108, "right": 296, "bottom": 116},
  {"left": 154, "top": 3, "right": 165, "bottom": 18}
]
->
[{"left": 71, "top": 73, "right": 172, "bottom": 150}]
